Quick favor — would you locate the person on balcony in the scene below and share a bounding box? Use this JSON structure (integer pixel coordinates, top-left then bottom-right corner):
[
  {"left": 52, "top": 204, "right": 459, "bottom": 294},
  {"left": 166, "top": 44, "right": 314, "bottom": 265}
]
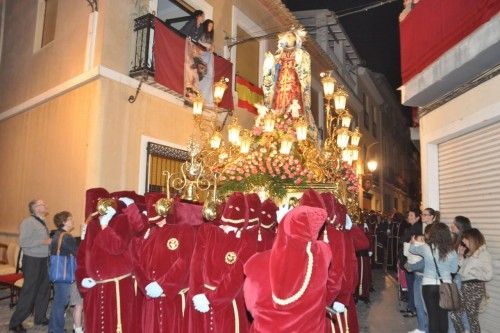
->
[
  {"left": 198, "top": 19, "right": 215, "bottom": 106},
  {"left": 180, "top": 10, "right": 204, "bottom": 42}
]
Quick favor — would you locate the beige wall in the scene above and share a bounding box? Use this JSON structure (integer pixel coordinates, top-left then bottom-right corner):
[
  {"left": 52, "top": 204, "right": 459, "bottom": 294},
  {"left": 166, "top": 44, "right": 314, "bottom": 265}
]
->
[
  {"left": 0, "top": 80, "right": 100, "bottom": 234},
  {"left": 0, "top": 0, "right": 98, "bottom": 113},
  {"left": 419, "top": 74, "right": 500, "bottom": 208}
]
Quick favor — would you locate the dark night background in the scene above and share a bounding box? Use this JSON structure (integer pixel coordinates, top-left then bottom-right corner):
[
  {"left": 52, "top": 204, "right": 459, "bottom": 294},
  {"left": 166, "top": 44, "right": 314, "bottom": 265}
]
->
[{"left": 284, "top": 0, "right": 404, "bottom": 90}]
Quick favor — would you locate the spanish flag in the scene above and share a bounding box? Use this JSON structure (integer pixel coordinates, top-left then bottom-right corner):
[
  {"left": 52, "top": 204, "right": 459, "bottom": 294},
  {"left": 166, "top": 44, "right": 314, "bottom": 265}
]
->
[{"left": 236, "top": 75, "right": 263, "bottom": 114}]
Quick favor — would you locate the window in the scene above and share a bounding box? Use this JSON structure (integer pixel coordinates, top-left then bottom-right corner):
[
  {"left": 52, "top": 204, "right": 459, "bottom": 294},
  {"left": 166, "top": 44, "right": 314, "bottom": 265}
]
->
[
  {"left": 34, "top": 0, "right": 58, "bottom": 50},
  {"left": 235, "top": 26, "right": 259, "bottom": 86},
  {"left": 363, "top": 93, "right": 370, "bottom": 130},
  {"left": 146, "top": 142, "right": 188, "bottom": 193},
  {"left": 158, "top": 0, "right": 193, "bottom": 32}
]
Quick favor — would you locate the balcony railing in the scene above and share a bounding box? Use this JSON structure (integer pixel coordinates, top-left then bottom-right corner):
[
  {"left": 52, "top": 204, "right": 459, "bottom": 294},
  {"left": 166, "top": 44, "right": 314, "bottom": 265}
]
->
[
  {"left": 130, "top": 14, "right": 155, "bottom": 78},
  {"left": 129, "top": 14, "right": 234, "bottom": 111}
]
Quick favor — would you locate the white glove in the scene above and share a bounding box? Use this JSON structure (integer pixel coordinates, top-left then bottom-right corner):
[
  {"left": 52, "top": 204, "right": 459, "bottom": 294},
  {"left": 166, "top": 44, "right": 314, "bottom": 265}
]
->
[
  {"left": 193, "top": 293, "right": 210, "bottom": 313},
  {"left": 81, "top": 277, "right": 96, "bottom": 289},
  {"left": 369, "top": 251, "right": 373, "bottom": 257},
  {"left": 345, "top": 214, "right": 353, "bottom": 230},
  {"left": 145, "top": 281, "right": 163, "bottom": 298},
  {"left": 99, "top": 206, "right": 116, "bottom": 227},
  {"left": 276, "top": 204, "right": 291, "bottom": 224},
  {"left": 119, "top": 197, "right": 134, "bottom": 207},
  {"left": 332, "top": 301, "right": 346, "bottom": 313}
]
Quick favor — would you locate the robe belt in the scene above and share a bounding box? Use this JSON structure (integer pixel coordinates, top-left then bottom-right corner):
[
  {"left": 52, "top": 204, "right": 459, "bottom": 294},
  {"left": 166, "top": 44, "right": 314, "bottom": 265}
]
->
[
  {"left": 95, "top": 273, "right": 132, "bottom": 333},
  {"left": 178, "top": 287, "right": 189, "bottom": 317},
  {"left": 329, "top": 310, "right": 349, "bottom": 333},
  {"left": 204, "top": 284, "right": 240, "bottom": 333},
  {"left": 359, "top": 259, "right": 364, "bottom": 296}
]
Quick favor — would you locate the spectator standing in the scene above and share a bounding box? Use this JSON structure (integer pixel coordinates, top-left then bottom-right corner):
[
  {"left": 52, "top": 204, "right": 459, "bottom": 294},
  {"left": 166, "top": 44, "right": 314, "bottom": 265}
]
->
[
  {"left": 449, "top": 216, "right": 472, "bottom": 333},
  {"left": 9, "top": 199, "right": 52, "bottom": 333},
  {"left": 179, "top": 10, "right": 204, "bottom": 42},
  {"left": 400, "top": 208, "right": 422, "bottom": 318},
  {"left": 410, "top": 223, "right": 458, "bottom": 333},
  {"left": 48, "top": 211, "right": 77, "bottom": 333},
  {"left": 421, "top": 207, "right": 439, "bottom": 225},
  {"left": 451, "top": 228, "right": 493, "bottom": 333}
]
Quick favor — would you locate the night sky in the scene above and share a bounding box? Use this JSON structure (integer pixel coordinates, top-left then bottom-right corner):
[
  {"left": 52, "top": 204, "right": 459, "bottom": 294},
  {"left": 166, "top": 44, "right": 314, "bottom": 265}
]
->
[{"left": 284, "top": 0, "right": 404, "bottom": 90}]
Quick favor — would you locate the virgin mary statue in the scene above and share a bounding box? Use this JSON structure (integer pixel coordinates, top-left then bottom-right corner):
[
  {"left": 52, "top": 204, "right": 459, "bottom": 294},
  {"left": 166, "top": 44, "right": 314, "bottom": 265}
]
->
[{"left": 262, "top": 27, "right": 315, "bottom": 132}]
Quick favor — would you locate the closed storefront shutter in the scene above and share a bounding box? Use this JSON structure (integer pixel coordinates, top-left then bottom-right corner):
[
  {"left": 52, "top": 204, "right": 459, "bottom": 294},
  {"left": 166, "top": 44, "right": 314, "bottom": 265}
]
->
[{"left": 439, "top": 121, "right": 500, "bottom": 331}]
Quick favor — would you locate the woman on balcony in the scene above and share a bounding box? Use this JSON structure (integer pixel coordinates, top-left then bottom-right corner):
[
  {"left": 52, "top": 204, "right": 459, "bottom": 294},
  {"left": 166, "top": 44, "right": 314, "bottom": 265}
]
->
[{"left": 198, "top": 19, "right": 214, "bottom": 106}]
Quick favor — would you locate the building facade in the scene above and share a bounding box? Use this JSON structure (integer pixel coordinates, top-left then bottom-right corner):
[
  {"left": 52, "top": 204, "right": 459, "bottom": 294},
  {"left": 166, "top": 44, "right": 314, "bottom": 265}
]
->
[
  {"left": 0, "top": 0, "right": 362, "bottom": 240},
  {"left": 400, "top": 1, "right": 500, "bottom": 329},
  {"left": 294, "top": 8, "right": 419, "bottom": 213}
]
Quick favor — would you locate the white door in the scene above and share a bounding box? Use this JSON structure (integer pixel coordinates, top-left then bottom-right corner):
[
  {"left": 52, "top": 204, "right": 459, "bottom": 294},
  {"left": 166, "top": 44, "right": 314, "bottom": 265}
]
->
[{"left": 439, "top": 121, "right": 500, "bottom": 331}]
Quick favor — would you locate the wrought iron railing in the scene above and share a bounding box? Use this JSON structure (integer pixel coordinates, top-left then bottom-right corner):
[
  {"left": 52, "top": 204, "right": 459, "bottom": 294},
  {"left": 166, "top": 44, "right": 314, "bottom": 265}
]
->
[{"left": 130, "top": 13, "right": 155, "bottom": 78}]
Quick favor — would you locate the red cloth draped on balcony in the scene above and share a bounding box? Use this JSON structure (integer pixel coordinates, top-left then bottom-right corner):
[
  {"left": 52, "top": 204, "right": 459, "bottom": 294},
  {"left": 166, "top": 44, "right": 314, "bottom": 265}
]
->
[
  {"left": 400, "top": 0, "right": 500, "bottom": 83},
  {"left": 153, "top": 18, "right": 234, "bottom": 110}
]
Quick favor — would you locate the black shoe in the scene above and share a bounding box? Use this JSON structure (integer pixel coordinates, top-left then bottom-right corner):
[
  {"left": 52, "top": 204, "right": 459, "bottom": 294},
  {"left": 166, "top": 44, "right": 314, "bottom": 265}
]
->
[
  {"left": 35, "top": 318, "right": 49, "bottom": 326},
  {"left": 400, "top": 308, "right": 410, "bottom": 313},
  {"left": 403, "top": 311, "right": 417, "bottom": 318},
  {"left": 9, "top": 324, "right": 27, "bottom": 333}
]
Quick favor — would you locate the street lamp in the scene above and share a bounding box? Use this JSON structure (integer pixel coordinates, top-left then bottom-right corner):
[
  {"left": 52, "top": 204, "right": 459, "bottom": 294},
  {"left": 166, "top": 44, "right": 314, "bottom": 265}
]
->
[{"left": 367, "top": 160, "right": 378, "bottom": 172}]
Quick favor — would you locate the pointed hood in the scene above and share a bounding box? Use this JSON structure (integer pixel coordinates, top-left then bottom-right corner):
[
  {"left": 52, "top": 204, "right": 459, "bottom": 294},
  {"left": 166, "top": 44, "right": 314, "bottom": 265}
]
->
[
  {"left": 269, "top": 206, "right": 327, "bottom": 308},
  {"left": 260, "top": 199, "right": 279, "bottom": 229},
  {"left": 85, "top": 187, "right": 110, "bottom": 219},
  {"left": 246, "top": 193, "right": 262, "bottom": 227},
  {"left": 220, "top": 192, "right": 249, "bottom": 227},
  {"left": 299, "top": 189, "right": 325, "bottom": 210}
]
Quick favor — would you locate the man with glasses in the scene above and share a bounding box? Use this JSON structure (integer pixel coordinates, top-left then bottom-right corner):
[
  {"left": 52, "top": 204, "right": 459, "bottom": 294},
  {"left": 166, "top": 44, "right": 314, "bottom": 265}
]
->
[{"left": 9, "top": 199, "right": 52, "bottom": 333}]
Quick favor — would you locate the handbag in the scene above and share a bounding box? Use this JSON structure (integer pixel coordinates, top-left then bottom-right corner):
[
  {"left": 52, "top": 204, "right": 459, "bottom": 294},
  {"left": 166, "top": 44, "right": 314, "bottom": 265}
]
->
[
  {"left": 431, "top": 246, "right": 461, "bottom": 311},
  {"left": 49, "top": 232, "right": 76, "bottom": 283}
]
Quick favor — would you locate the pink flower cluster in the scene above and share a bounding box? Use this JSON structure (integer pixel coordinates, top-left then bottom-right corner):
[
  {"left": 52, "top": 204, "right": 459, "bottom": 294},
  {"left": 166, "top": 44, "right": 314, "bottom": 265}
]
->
[
  {"left": 219, "top": 148, "right": 314, "bottom": 184},
  {"left": 341, "top": 162, "right": 359, "bottom": 193}
]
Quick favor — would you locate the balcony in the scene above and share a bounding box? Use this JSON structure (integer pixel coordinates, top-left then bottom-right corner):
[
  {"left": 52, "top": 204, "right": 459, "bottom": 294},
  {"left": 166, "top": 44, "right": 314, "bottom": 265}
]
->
[
  {"left": 129, "top": 14, "right": 234, "bottom": 111},
  {"left": 400, "top": 0, "right": 500, "bottom": 106}
]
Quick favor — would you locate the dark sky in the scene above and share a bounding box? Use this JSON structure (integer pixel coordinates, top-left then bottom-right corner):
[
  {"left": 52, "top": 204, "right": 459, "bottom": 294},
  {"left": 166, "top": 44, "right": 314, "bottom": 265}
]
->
[{"left": 284, "top": 0, "right": 404, "bottom": 90}]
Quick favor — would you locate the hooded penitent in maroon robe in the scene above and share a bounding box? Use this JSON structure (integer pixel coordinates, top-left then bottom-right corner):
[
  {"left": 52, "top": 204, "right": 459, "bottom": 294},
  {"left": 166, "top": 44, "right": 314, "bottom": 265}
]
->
[
  {"left": 129, "top": 193, "right": 196, "bottom": 333},
  {"left": 188, "top": 192, "right": 257, "bottom": 333},
  {"left": 76, "top": 188, "right": 135, "bottom": 333},
  {"left": 243, "top": 202, "right": 333, "bottom": 333},
  {"left": 256, "top": 198, "right": 278, "bottom": 252}
]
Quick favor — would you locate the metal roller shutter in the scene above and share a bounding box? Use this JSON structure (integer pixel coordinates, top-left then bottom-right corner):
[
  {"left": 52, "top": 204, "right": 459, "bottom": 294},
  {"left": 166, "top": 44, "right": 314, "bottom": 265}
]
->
[{"left": 439, "top": 121, "right": 500, "bottom": 332}]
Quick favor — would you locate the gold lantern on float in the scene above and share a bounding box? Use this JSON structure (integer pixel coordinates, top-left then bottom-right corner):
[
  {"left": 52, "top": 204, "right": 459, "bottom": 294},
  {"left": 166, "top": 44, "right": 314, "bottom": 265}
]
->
[
  {"left": 342, "top": 148, "right": 353, "bottom": 165},
  {"left": 295, "top": 117, "right": 308, "bottom": 141},
  {"left": 350, "top": 145, "right": 359, "bottom": 161},
  {"left": 336, "top": 128, "right": 350, "bottom": 149},
  {"left": 340, "top": 111, "right": 353, "bottom": 128},
  {"left": 192, "top": 94, "right": 204, "bottom": 116},
  {"left": 213, "top": 77, "right": 228, "bottom": 106},
  {"left": 263, "top": 113, "right": 275, "bottom": 133},
  {"left": 320, "top": 72, "right": 336, "bottom": 100},
  {"left": 228, "top": 118, "right": 241, "bottom": 145},
  {"left": 351, "top": 128, "right": 361, "bottom": 147},
  {"left": 210, "top": 131, "right": 222, "bottom": 149},
  {"left": 279, "top": 134, "right": 294, "bottom": 155},
  {"left": 334, "top": 89, "right": 348, "bottom": 111},
  {"left": 239, "top": 130, "right": 252, "bottom": 154}
]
